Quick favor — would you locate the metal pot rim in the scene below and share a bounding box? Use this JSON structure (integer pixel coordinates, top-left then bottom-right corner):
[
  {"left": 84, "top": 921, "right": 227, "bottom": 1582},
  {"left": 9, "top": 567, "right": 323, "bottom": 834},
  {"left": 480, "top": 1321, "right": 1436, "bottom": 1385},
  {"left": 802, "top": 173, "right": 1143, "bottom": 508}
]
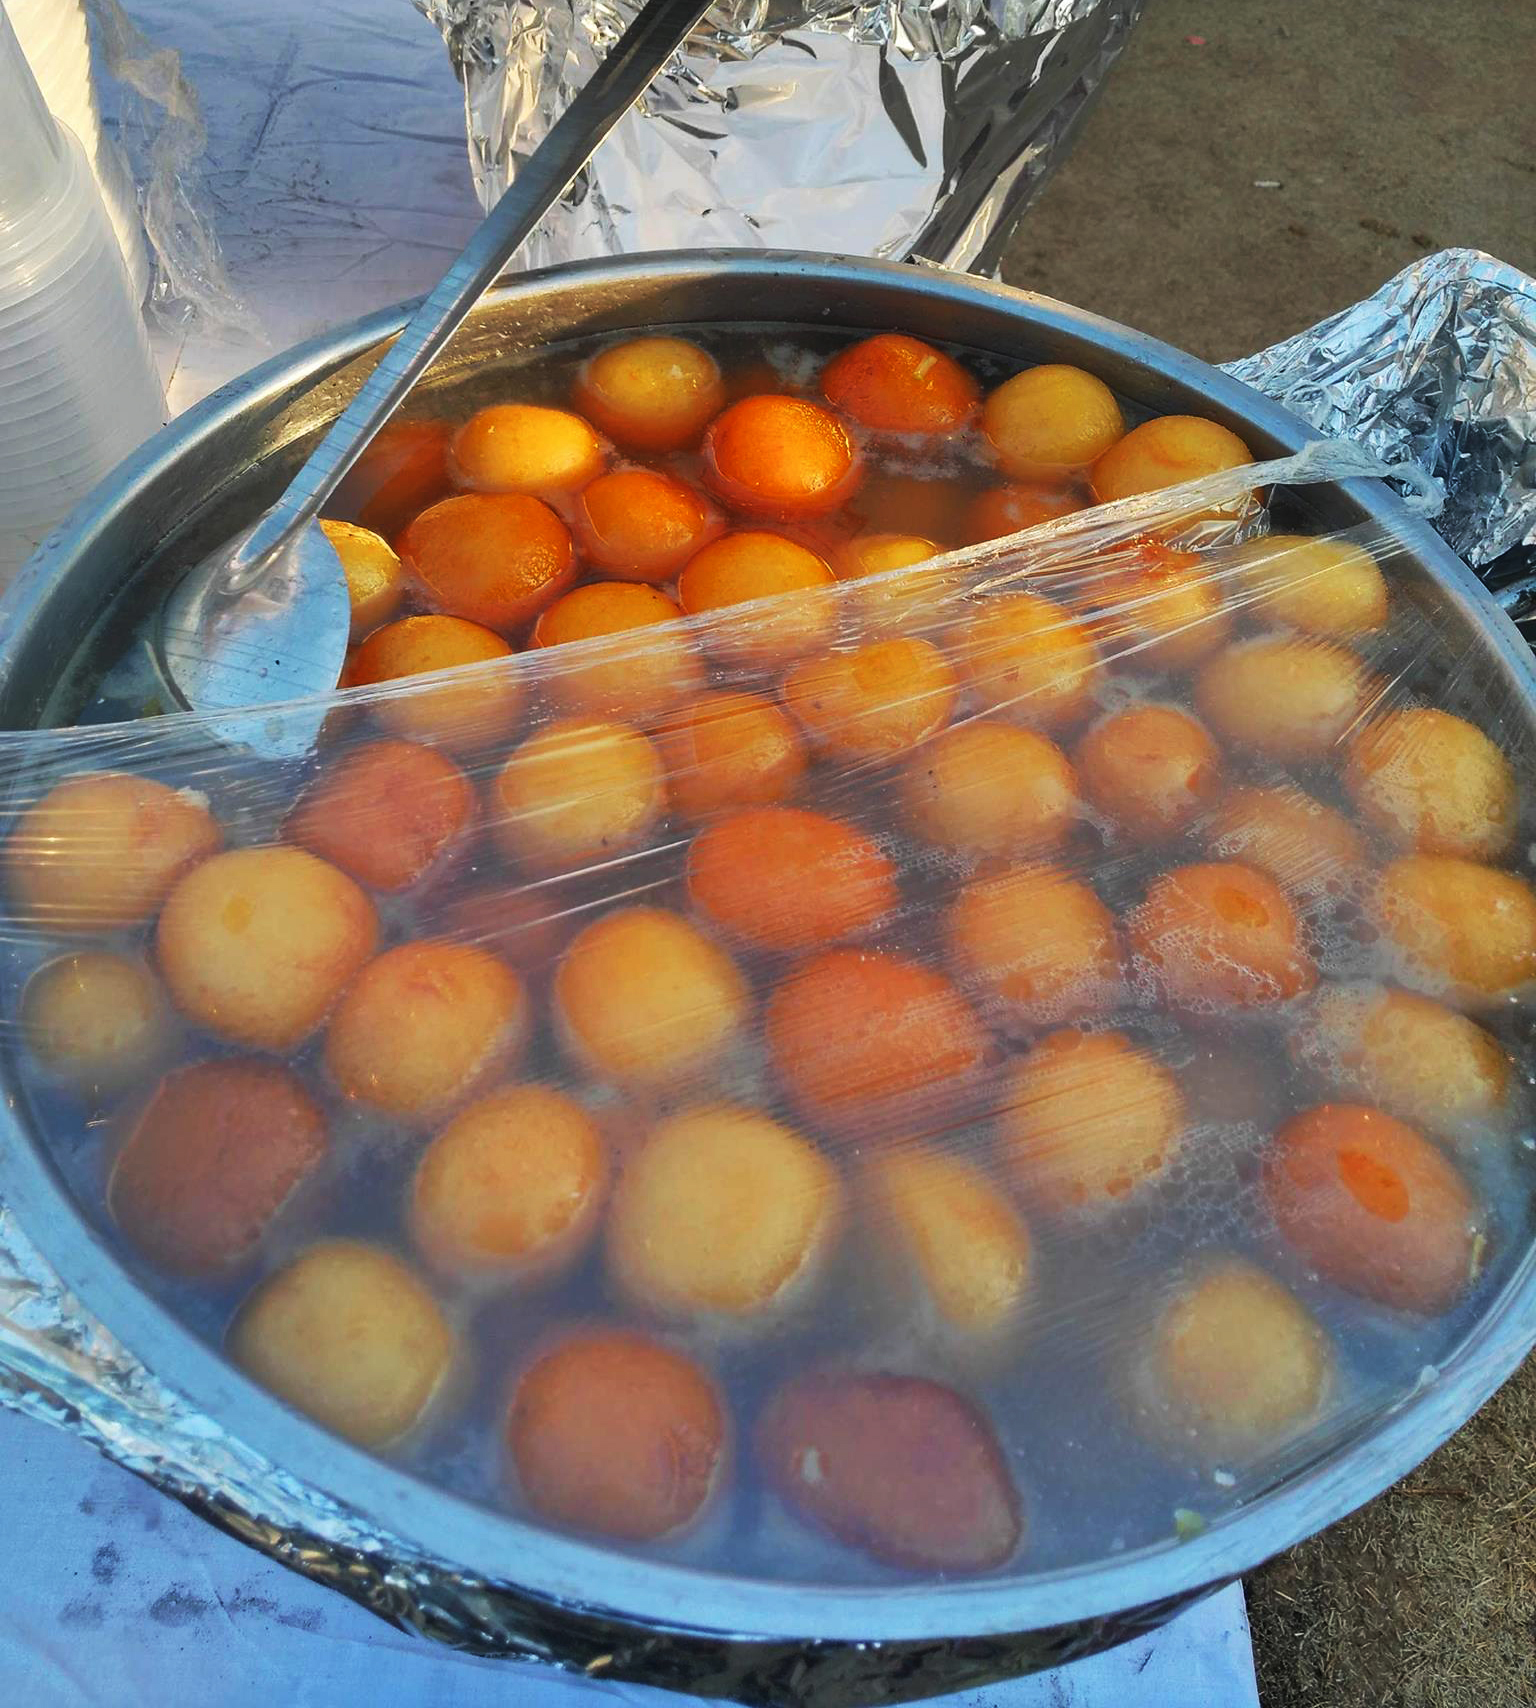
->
[{"left": 2, "top": 248, "right": 1535, "bottom": 1648}]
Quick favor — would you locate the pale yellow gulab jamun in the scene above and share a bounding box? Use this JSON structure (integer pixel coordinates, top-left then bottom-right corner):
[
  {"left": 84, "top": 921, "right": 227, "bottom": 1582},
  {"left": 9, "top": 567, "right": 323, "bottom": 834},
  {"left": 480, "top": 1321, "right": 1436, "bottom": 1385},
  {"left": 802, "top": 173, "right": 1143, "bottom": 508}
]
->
[
  {"left": 608, "top": 1104, "right": 842, "bottom": 1323},
  {"left": 157, "top": 847, "right": 376, "bottom": 1050},
  {"left": 410, "top": 1085, "right": 606, "bottom": 1280},
  {"left": 325, "top": 940, "right": 529, "bottom": 1124},
  {"left": 651, "top": 690, "right": 807, "bottom": 821},
  {"left": 1089, "top": 543, "right": 1233, "bottom": 671},
  {"left": 1262, "top": 1103, "right": 1481, "bottom": 1314},
  {"left": 572, "top": 467, "right": 721, "bottom": 582},
  {"left": 685, "top": 805, "right": 897, "bottom": 953},
  {"left": 1346, "top": 707, "right": 1517, "bottom": 860},
  {"left": 230, "top": 1240, "right": 454, "bottom": 1448},
  {"left": 1131, "top": 1260, "right": 1331, "bottom": 1463},
  {"left": 492, "top": 718, "right": 666, "bottom": 875},
  {"left": 677, "top": 531, "right": 838, "bottom": 671},
  {"left": 507, "top": 1327, "right": 725, "bottom": 1542},
  {"left": 1128, "top": 861, "right": 1316, "bottom": 1012},
  {"left": 1195, "top": 634, "right": 1373, "bottom": 763},
  {"left": 764, "top": 949, "right": 986, "bottom": 1139},
  {"left": 782, "top": 638, "right": 958, "bottom": 763},
  {"left": 573, "top": 335, "right": 725, "bottom": 452},
  {"left": 946, "top": 864, "right": 1121, "bottom": 1026},
  {"left": 285, "top": 738, "right": 472, "bottom": 892},
  {"left": 553, "top": 906, "right": 750, "bottom": 1090},
  {"left": 21, "top": 951, "right": 173, "bottom": 1092},
  {"left": 1001, "top": 1028, "right": 1185, "bottom": 1214},
  {"left": 703, "top": 394, "right": 861, "bottom": 519},
  {"left": 1075, "top": 705, "right": 1223, "bottom": 844},
  {"left": 1290, "top": 983, "right": 1513, "bottom": 1149},
  {"left": 398, "top": 491, "right": 577, "bottom": 635},
  {"left": 820, "top": 334, "right": 979, "bottom": 436},
  {"left": 1372, "top": 855, "right": 1536, "bottom": 1008},
  {"left": 109, "top": 1059, "right": 327, "bottom": 1277},
  {"left": 982, "top": 365, "right": 1125, "bottom": 479},
  {"left": 861, "top": 1147, "right": 1032, "bottom": 1339},
  {"left": 951, "top": 591, "right": 1102, "bottom": 728},
  {"left": 319, "top": 517, "right": 406, "bottom": 641},
  {"left": 1230, "top": 533, "right": 1389, "bottom": 637},
  {"left": 1202, "top": 783, "right": 1370, "bottom": 901},
  {"left": 1090, "top": 414, "right": 1254, "bottom": 506},
  {"left": 900, "top": 719, "right": 1079, "bottom": 861},
  {"left": 448, "top": 402, "right": 605, "bottom": 497},
  {"left": 6, "top": 771, "right": 221, "bottom": 933},
  {"left": 530, "top": 581, "right": 704, "bottom": 722}
]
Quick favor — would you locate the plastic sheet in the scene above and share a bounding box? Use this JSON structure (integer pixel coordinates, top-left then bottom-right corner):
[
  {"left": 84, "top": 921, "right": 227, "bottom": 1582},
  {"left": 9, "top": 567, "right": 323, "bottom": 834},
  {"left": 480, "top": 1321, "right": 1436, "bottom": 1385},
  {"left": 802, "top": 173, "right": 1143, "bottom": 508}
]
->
[
  {"left": 0, "top": 321, "right": 1532, "bottom": 1697},
  {"left": 412, "top": 0, "right": 1144, "bottom": 273}
]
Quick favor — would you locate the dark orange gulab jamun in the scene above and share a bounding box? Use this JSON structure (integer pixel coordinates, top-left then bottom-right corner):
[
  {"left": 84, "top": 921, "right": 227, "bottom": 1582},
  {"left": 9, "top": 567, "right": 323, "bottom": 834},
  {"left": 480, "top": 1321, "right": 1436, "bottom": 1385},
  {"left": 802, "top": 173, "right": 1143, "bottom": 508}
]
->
[
  {"left": 820, "top": 333, "right": 980, "bottom": 435},
  {"left": 703, "top": 394, "right": 861, "bottom": 519}
]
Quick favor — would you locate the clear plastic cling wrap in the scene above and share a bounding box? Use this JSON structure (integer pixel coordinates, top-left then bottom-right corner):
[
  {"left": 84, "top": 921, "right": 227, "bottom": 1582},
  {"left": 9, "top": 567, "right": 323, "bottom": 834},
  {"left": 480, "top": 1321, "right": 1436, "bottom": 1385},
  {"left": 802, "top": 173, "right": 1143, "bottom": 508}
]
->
[
  {"left": 412, "top": 0, "right": 1144, "bottom": 272},
  {"left": 1, "top": 325, "right": 1534, "bottom": 1693}
]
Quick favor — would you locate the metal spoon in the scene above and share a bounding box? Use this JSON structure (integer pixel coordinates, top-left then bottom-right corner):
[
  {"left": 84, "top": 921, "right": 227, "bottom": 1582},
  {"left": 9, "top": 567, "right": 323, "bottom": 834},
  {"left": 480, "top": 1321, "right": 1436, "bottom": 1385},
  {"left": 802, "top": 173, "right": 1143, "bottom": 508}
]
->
[{"left": 159, "top": 0, "right": 713, "bottom": 757}]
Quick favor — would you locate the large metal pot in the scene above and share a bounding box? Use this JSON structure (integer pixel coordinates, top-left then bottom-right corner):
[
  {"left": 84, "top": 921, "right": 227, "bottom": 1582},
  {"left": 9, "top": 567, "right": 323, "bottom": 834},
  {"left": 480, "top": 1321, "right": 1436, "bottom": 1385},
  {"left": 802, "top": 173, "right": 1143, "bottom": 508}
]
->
[{"left": 1, "top": 253, "right": 1533, "bottom": 1705}]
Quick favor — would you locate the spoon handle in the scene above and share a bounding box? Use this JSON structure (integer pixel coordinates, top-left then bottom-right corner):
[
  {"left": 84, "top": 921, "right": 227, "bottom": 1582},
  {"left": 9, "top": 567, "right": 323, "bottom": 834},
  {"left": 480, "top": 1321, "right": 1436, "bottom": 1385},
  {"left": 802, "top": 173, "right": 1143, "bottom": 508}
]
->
[{"left": 218, "top": 0, "right": 714, "bottom": 598}]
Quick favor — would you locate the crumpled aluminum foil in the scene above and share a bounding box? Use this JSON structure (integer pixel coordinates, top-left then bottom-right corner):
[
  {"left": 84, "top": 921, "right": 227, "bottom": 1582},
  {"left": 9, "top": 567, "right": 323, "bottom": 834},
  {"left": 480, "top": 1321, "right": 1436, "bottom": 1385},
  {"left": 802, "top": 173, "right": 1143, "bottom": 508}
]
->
[
  {"left": 411, "top": 0, "right": 1144, "bottom": 273},
  {"left": 1223, "top": 246, "right": 1536, "bottom": 574}
]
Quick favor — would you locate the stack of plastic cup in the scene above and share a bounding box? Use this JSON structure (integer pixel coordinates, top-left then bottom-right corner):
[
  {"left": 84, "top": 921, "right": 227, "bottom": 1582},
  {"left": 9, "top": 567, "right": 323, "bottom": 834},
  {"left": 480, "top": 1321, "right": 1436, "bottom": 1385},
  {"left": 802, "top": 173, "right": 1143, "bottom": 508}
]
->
[
  {"left": 0, "top": 2, "right": 165, "bottom": 586},
  {"left": 7, "top": 0, "right": 148, "bottom": 302}
]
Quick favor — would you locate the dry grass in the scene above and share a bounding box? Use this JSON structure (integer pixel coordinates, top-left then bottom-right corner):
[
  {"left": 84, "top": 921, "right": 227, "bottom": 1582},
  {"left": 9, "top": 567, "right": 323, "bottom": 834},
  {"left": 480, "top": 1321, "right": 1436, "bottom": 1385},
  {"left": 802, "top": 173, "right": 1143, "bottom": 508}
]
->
[{"left": 1247, "top": 1351, "right": 1536, "bottom": 1707}]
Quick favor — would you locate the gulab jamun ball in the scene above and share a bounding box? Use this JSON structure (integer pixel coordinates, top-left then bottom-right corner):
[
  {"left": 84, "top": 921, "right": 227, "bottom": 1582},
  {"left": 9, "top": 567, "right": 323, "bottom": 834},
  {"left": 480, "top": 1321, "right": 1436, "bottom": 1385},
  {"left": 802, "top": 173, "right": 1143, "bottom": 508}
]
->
[
  {"left": 982, "top": 364, "right": 1124, "bottom": 479},
  {"left": 1372, "top": 855, "right": 1536, "bottom": 1008},
  {"left": 493, "top": 718, "right": 666, "bottom": 875},
  {"left": 157, "top": 847, "right": 377, "bottom": 1050},
  {"left": 1130, "top": 1260, "right": 1332, "bottom": 1463},
  {"left": 448, "top": 402, "right": 605, "bottom": 498},
  {"left": 1129, "top": 861, "right": 1316, "bottom": 1013},
  {"left": 1262, "top": 1103, "right": 1481, "bottom": 1315},
  {"left": 326, "top": 940, "right": 529, "bottom": 1124},
  {"left": 1089, "top": 544, "right": 1232, "bottom": 671},
  {"left": 1089, "top": 414, "right": 1253, "bottom": 506},
  {"left": 1202, "top": 784, "right": 1369, "bottom": 901},
  {"left": 652, "top": 690, "right": 807, "bottom": 821},
  {"left": 531, "top": 581, "right": 704, "bottom": 722},
  {"left": 572, "top": 467, "right": 721, "bottom": 583},
  {"left": 1001, "top": 1028, "right": 1185, "bottom": 1215},
  {"left": 677, "top": 531, "right": 838, "bottom": 671},
  {"left": 686, "top": 806, "right": 897, "bottom": 953},
  {"left": 346, "top": 614, "right": 522, "bottom": 753},
  {"left": 1230, "top": 533, "right": 1389, "bottom": 638},
  {"left": 319, "top": 518, "right": 406, "bottom": 641},
  {"left": 947, "top": 865, "right": 1121, "bottom": 1027},
  {"left": 285, "top": 738, "right": 472, "bottom": 892},
  {"left": 1290, "top": 983, "right": 1513, "bottom": 1149},
  {"left": 573, "top": 335, "right": 725, "bottom": 452},
  {"left": 862, "top": 1148, "right": 1032, "bottom": 1340},
  {"left": 7, "top": 772, "right": 221, "bottom": 933},
  {"left": 230, "top": 1240, "right": 455, "bottom": 1448},
  {"left": 782, "top": 637, "right": 958, "bottom": 763},
  {"left": 703, "top": 394, "right": 861, "bottom": 519},
  {"left": 608, "top": 1105, "right": 843, "bottom": 1324},
  {"left": 820, "top": 333, "right": 980, "bottom": 436},
  {"left": 109, "top": 1059, "right": 327, "bottom": 1277},
  {"left": 398, "top": 491, "right": 576, "bottom": 635},
  {"left": 1075, "top": 705, "right": 1223, "bottom": 845},
  {"left": 1345, "top": 707, "right": 1517, "bottom": 860},
  {"left": 1195, "top": 634, "right": 1372, "bottom": 764},
  {"left": 507, "top": 1327, "right": 726, "bottom": 1542},
  {"left": 756, "top": 1369, "right": 1022, "bottom": 1573},
  {"left": 554, "top": 906, "right": 750, "bottom": 1090},
  {"left": 765, "top": 949, "right": 986, "bottom": 1138},
  {"left": 22, "top": 951, "right": 173, "bottom": 1092},
  {"left": 901, "top": 720, "right": 1079, "bottom": 861},
  {"left": 410, "top": 1085, "right": 606, "bottom": 1280},
  {"left": 952, "top": 591, "right": 1101, "bottom": 729}
]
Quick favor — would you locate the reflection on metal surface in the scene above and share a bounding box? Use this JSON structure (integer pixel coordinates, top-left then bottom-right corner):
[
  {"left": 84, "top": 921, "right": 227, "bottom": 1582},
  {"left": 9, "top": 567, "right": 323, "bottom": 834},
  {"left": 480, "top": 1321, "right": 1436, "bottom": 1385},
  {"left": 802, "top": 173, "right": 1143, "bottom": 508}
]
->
[{"left": 414, "top": 0, "right": 1143, "bottom": 273}]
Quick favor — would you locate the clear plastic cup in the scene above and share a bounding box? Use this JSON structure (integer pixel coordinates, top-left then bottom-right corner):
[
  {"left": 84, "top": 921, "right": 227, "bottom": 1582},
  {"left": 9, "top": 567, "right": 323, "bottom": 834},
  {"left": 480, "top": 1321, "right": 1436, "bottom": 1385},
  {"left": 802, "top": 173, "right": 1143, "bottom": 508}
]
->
[{"left": 0, "top": 4, "right": 163, "bottom": 584}]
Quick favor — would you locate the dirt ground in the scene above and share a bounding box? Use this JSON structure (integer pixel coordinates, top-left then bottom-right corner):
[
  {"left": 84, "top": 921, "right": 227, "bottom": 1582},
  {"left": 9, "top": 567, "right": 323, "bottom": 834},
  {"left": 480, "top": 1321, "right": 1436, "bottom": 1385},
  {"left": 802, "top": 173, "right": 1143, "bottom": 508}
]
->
[{"left": 1003, "top": 4, "right": 1536, "bottom": 1703}]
